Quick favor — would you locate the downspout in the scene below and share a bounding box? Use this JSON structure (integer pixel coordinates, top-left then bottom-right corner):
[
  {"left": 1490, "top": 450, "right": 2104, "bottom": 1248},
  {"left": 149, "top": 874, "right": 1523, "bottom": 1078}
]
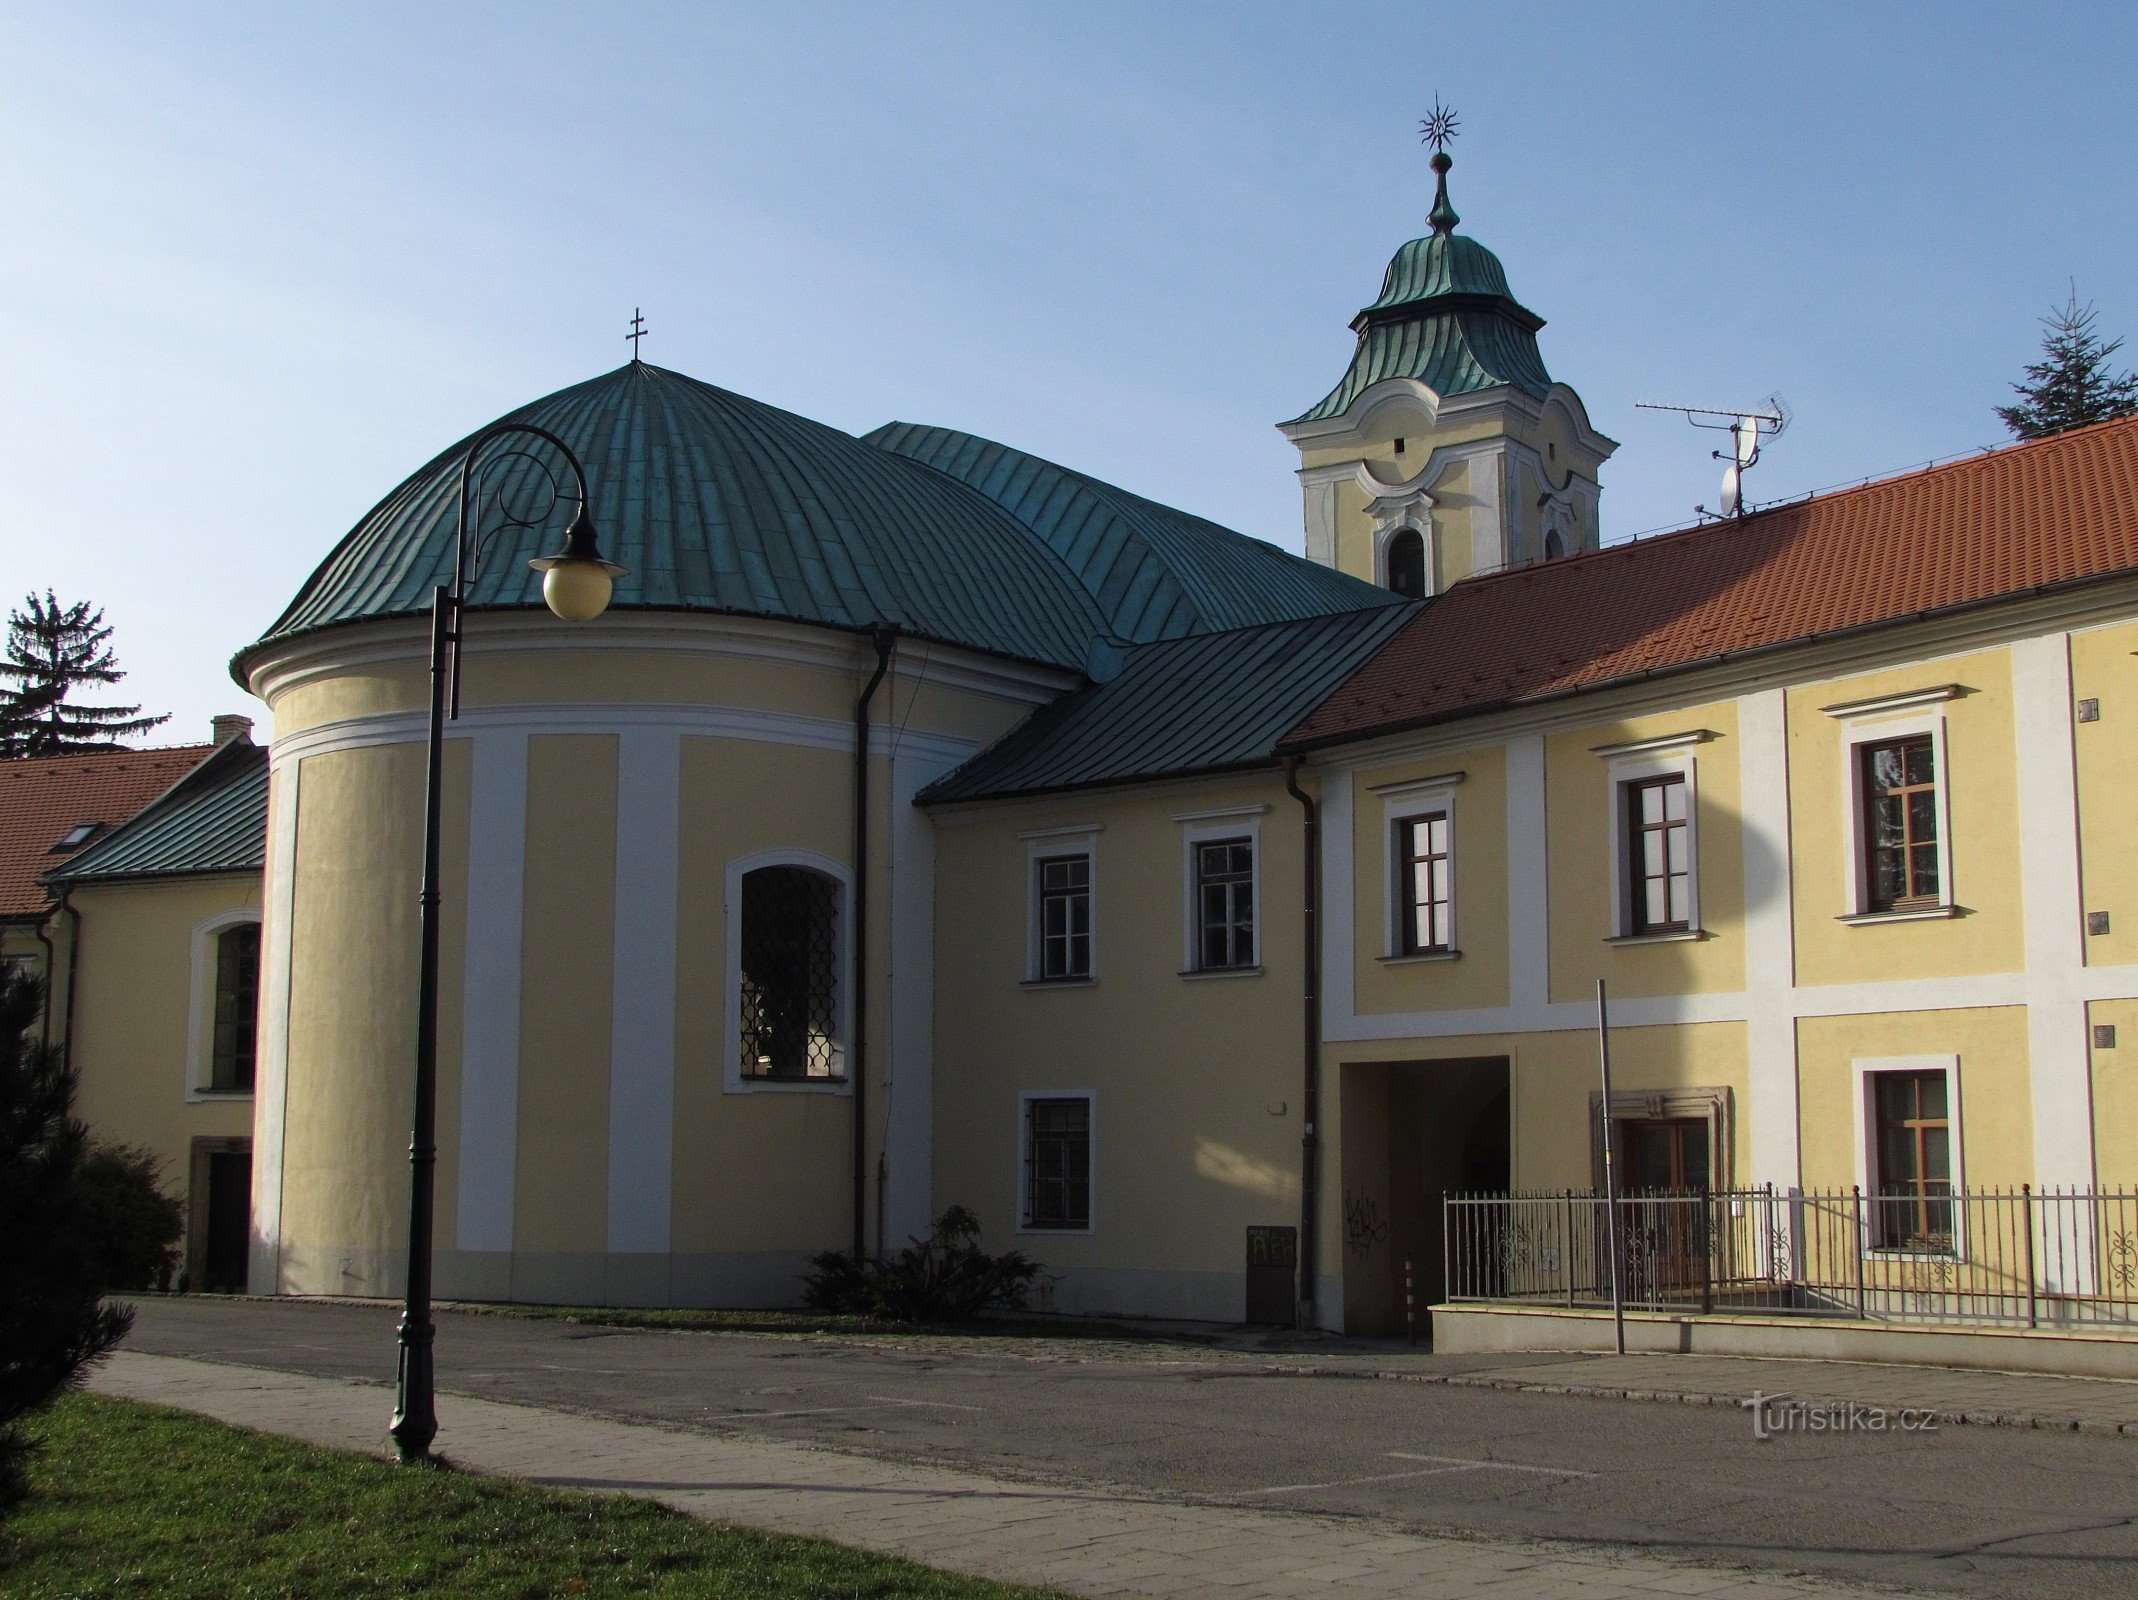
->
[
  {"left": 54, "top": 892, "right": 81, "bottom": 1062},
  {"left": 851, "top": 626, "right": 896, "bottom": 1259},
  {"left": 31, "top": 901, "right": 61, "bottom": 1053},
  {"left": 1283, "top": 757, "right": 1321, "bottom": 1331}
]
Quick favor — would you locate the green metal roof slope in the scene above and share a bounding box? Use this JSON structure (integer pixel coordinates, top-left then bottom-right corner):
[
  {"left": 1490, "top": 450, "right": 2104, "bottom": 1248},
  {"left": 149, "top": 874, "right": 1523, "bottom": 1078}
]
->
[
  {"left": 241, "top": 364, "right": 1113, "bottom": 674},
  {"left": 864, "top": 423, "right": 1398, "bottom": 642},
  {"left": 918, "top": 602, "right": 1421, "bottom": 804},
  {"left": 49, "top": 740, "right": 267, "bottom": 884},
  {"left": 1289, "top": 162, "right": 1554, "bottom": 424}
]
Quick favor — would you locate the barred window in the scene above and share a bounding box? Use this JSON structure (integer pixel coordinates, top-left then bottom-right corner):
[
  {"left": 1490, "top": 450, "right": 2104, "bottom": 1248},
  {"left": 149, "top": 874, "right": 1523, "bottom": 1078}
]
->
[
  {"left": 1035, "top": 853, "right": 1091, "bottom": 981},
  {"left": 209, "top": 923, "right": 260, "bottom": 1093},
  {"left": 1024, "top": 1096, "right": 1091, "bottom": 1229},
  {"left": 738, "top": 866, "right": 841, "bottom": 1079},
  {"left": 1195, "top": 837, "right": 1255, "bottom": 970},
  {"left": 1397, "top": 812, "right": 1452, "bottom": 954}
]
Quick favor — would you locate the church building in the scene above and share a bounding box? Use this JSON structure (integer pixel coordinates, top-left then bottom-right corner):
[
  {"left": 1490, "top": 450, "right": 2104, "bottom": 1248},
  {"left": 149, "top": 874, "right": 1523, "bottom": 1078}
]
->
[{"left": 29, "top": 151, "right": 2138, "bottom": 1357}]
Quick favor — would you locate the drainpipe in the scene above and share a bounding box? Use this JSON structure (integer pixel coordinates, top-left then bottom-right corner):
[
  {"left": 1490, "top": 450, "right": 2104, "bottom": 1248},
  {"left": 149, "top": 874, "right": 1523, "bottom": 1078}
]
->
[
  {"left": 31, "top": 902, "right": 61, "bottom": 1053},
  {"left": 851, "top": 626, "right": 896, "bottom": 1259},
  {"left": 1283, "top": 758, "right": 1321, "bottom": 1331},
  {"left": 52, "top": 891, "right": 82, "bottom": 1062}
]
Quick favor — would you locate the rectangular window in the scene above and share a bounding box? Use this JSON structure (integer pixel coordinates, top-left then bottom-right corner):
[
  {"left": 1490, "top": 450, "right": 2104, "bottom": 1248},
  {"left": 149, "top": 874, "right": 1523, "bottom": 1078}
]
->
[
  {"left": 1397, "top": 812, "right": 1452, "bottom": 954},
  {"left": 1034, "top": 853, "right": 1091, "bottom": 981},
  {"left": 1024, "top": 1096, "right": 1091, "bottom": 1230},
  {"left": 1860, "top": 735, "right": 1939, "bottom": 912},
  {"left": 209, "top": 923, "right": 261, "bottom": 1093},
  {"left": 1623, "top": 774, "right": 1691, "bottom": 934},
  {"left": 1870, "top": 1069, "right": 1952, "bottom": 1250},
  {"left": 1195, "top": 837, "right": 1255, "bottom": 970}
]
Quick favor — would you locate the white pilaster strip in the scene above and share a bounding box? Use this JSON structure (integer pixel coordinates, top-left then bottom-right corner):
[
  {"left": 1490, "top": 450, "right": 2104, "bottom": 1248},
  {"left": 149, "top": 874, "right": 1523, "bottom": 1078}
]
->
[
  {"left": 1319, "top": 770, "right": 1357, "bottom": 1035},
  {"left": 1504, "top": 734, "right": 1549, "bottom": 1013},
  {"left": 2013, "top": 633, "right": 2095, "bottom": 1192},
  {"left": 455, "top": 730, "right": 528, "bottom": 1254},
  {"left": 606, "top": 728, "right": 681, "bottom": 1254},
  {"left": 883, "top": 743, "right": 958, "bottom": 1246},
  {"left": 1739, "top": 689, "right": 1801, "bottom": 1190},
  {"left": 249, "top": 756, "right": 302, "bottom": 1293}
]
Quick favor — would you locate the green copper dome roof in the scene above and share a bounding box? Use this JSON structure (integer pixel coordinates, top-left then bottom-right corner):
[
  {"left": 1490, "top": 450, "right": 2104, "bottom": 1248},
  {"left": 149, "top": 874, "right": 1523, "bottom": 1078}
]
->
[
  {"left": 244, "top": 362, "right": 1396, "bottom": 680},
  {"left": 244, "top": 363, "right": 1116, "bottom": 672},
  {"left": 865, "top": 423, "right": 1396, "bottom": 642},
  {"left": 1289, "top": 160, "right": 1554, "bottom": 424}
]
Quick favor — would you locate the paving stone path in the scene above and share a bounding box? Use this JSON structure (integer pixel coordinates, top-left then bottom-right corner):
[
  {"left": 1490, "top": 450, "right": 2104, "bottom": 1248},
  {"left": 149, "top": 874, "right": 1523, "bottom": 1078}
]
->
[{"left": 94, "top": 1351, "right": 1908, "bottom": 1599}]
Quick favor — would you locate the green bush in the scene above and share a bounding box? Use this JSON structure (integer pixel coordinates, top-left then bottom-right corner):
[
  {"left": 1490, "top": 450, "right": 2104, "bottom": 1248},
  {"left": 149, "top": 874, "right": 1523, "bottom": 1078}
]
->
[
  {"left": 802, "top": 1206, "right": 1041, "bottom": 1323},
  {"left": 74, "top": 1143, "right": 182, "bottom": 1293}
]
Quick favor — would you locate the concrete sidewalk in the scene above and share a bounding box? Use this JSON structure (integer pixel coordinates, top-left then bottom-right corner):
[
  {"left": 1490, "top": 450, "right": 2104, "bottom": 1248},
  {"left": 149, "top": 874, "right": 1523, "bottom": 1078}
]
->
[
  {"left": 1259, "top": 1346, "right": 2138, "bottom": 1434},
  {"left": 92, "top": 1350, "right": 1887, "bottom": 1600}
]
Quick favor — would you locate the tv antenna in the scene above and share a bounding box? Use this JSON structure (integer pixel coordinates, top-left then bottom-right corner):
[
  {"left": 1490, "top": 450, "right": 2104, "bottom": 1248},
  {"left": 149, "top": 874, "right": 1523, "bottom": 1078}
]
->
[{"left": 1635, "top": 397, "right": 1790, "bottom": 518}]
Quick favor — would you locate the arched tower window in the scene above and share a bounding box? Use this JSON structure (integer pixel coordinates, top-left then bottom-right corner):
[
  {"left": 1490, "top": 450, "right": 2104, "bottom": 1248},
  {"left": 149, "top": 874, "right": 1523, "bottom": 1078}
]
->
[
  {"left": 738, "top": 865, "right": 842, "bottom": 1080},
  {"left": 1386, "top": 527, "right": 1427, "bottom": 599},
  {"left": 1543, "top": 528, "right": 1567, "bottom": 561}
]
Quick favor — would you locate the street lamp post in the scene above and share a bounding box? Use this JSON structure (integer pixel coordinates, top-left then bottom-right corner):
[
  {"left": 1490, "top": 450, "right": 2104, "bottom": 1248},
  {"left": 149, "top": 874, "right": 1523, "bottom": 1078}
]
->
[{"left": 391, "top": 422, "right": 624, "bottom": 1465}]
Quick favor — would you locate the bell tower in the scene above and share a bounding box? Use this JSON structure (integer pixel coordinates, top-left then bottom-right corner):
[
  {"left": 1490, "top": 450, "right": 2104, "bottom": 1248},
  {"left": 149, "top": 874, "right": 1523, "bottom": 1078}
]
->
[{"left": 1279, "top": 119, "right": 1616, "bottom": 597}]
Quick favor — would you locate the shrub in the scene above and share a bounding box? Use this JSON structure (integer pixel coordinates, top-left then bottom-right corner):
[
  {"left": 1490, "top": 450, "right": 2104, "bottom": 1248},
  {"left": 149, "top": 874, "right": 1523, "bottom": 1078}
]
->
[
  {"left": 74, "top": 1144, "right": 182, "bottom": 1293},
  {"left": 0, "top": 969, "right": 135, "bottom": 1509},
  {"left": 802, "top": 1206, "right": 1041, "bottom": 1323}
]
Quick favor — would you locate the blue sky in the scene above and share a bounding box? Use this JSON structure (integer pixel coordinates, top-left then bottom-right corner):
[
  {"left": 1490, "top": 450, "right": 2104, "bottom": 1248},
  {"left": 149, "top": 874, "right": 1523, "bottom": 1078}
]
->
[{"left": 5, "top": 2, "right": 2135, "bottom": 739}]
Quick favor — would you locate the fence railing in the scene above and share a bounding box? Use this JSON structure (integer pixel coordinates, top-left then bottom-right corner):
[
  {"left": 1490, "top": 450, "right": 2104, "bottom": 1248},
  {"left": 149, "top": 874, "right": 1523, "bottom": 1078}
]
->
[{"left": 1443, "top": 1187, "right": 2138, "bottom": 1330}]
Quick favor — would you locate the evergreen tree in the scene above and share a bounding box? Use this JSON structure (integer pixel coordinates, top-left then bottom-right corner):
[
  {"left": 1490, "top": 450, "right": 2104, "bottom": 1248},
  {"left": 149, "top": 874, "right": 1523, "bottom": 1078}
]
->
[
  {"left": 1997, "top": 287, "right": 2138, "bottom": 440},
  {"left": 0, "top": 969, "right": 132, "bottom": 1509},
  {"left": 0, "top": 592, "right": 168, "bottom": 757}
]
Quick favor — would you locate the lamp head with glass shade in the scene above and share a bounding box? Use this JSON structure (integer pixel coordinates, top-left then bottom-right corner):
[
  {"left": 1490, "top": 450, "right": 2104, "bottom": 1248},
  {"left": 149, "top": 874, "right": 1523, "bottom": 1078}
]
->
[{"left": 530, "top": 506, "right": 628, "bottom": 621}]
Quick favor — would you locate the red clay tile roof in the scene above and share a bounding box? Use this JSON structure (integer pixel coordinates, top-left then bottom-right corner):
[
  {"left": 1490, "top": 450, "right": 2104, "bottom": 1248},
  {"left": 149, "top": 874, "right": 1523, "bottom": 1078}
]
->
[
  {"left": 0, "top": 745, "right": 212, "bottom": 918},
  {"left": 1283, "top": 414, "right": 2138, "bottom": 751}
]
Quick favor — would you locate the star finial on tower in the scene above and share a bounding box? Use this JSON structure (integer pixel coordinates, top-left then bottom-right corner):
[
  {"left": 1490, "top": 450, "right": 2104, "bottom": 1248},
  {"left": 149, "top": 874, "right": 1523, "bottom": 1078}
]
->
[
  {"left": 1419, "top": 100, "right": 1461, "bottom": 236},
  {"left": 627, "top": 308, "right": 648, "bottom": 361}
]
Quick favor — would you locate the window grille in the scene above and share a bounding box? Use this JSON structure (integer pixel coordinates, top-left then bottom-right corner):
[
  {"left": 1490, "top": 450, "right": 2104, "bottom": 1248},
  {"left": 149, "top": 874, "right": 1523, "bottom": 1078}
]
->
[
  {"left": 1025, "top": 1097, "right": 1090, "bottom": 1229},
  {"left": 739, "top": 866, "right": 841, "bottom": 1079},
  {"left": 1397, "top": 812, "right": 1452, "bottom": 953},
  {"left": 209, "top": 923, "right": 260, "bottom": 1093},
  {"left": 1035, "top": 853, "right": 1091, "bottom": 980},
  {"left": 1623, "top": 775, "right": 1690, "bottom": 934},
  {"left": 1861, "top": 735, "right": 1939, "bottom": 911},
  {"left": 1195, "top": 837, "right": 1255, "bottom": 970}
]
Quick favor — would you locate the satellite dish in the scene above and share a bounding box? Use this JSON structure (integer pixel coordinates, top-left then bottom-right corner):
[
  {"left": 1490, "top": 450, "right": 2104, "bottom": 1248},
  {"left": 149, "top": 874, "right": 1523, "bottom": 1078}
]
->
[
  {"left": 1719, "top": 462, "right": 1742, "bottom": 518},
  {"left": 1734, "top": 415, "right": 1761, "bottom": 467}
]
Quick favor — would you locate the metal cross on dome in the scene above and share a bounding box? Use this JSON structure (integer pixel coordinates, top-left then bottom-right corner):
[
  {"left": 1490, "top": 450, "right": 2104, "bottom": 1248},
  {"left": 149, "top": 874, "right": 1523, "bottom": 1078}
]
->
[
  {"left": 627, "top": 308, "right": 648, "bottom": 359},
  {"left": 1419, "top": 99, "right": 1460, "bottom": 153}
]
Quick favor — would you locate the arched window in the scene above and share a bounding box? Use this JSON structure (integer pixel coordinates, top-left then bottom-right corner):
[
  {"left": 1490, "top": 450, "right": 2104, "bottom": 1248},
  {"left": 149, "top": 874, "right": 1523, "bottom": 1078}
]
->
[
  {"left": 737, "top": 865, "right": 842, "bottom": 1080},
  {"left": 1386, "top": 527, "right": 1427, "bottom": 599},
  {"left": 1543, "top": 527, "right": 1567, "bottom": 561}
]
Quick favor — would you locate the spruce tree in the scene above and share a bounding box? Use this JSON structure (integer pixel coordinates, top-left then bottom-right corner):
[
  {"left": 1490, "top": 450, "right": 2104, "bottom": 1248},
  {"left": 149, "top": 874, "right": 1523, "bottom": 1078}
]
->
[
  {"left": 0, "top": 592, "right": 168, "bottom": 757},
  {"left": 1997, "top": 287, "right": 2138, "bottom": 440},
  {"left": 0, "top": 969, "right": 132, "bottom": 1509}
]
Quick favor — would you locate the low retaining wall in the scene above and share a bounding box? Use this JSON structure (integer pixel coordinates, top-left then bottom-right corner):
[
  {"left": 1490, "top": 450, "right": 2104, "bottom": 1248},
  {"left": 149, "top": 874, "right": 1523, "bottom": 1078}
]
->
[{"left": 1432, "top": 1302, "right": 2138, "bottom": 1380}]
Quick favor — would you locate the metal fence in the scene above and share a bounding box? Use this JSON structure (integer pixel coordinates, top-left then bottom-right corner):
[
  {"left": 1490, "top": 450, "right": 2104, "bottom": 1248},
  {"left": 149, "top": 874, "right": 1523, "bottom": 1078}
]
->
[{"left": 1444, "top": 1188, "right": 2138, "bottom": 1329}]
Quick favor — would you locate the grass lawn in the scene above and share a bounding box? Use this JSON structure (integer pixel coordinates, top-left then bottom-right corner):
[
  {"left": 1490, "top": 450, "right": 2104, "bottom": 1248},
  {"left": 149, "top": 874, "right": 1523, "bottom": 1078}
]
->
[{"left": 1, "top": 1393, "right": 1060, "bottom": 1599}]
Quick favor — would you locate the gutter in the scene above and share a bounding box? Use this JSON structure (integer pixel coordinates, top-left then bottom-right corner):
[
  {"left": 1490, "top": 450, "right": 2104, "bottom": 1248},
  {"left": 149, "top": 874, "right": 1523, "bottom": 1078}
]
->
[
  {"left": 1282, "top": 757, "right": 1321, "bottom": 1332},
  {"left": 851, "top": 626, "right": 896, "bottom": 1259}
]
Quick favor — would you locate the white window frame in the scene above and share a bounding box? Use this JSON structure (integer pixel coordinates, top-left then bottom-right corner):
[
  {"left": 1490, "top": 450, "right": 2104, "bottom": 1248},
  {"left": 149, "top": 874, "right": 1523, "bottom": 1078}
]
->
[
  {"left": 1596, "top": 732, "right": 1710, "bottom": 943},
  {"left": 186, "top": 910, "right": 262, "bottom": 1101},
  {"left": 1852, "top": 1054, "right": 1965, "bottom": 1258},
  {"left": 1375, "top": 516, "right": 1435, "bottom": 598},
  {"left": 1827, "top": 691, "right": 1958, "bottom": 923},
  {"left": 1016, "top": 1089, "right": 1095, "bottom": 1235},
  {"left": 1021, "top": 824, "right": 1100, "bottom": 985},
  {"left": 723, "top": 847, "right": 854, "bottom": 1095},
  {"left": 1376, "top": 772, "right": 1464, "bottom": 960},
  {"left": 1176, "top": 806, "right": 1266, "bottom": 976}
]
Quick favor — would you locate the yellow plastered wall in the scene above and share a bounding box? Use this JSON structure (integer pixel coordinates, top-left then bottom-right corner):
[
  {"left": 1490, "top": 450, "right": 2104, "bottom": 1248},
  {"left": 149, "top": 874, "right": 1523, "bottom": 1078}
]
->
[
  {"left": 931, "top": 774, "right": 1305, "bottom": 1288},
  {"left": 1795, "top": 1007, "right": 2033, "bottom": 1190},
  {"left": 668, "top": 734, "right": 860, "bottom": 1257},
  {"left": 2088, "top": 998, "right": 2138, "bottom": 1188},
  {"left": 513, "top": 734, "right": 617, "bottom": 1256},
  {"left": 1788, "top": 651, "right": 2024, "bottom": 987},
  {"left": 1348, "top": 743, "right": 1509, "bottom": 1015},
  {"left": 1546, "top": 700, "right": 1747, "bottom": 1004},
  {"left": 63, "top": 875, "right": 263, "bottom": 1194},
  {"left": 2070, "top": 621, "right": 2138, "bottom": 969}
]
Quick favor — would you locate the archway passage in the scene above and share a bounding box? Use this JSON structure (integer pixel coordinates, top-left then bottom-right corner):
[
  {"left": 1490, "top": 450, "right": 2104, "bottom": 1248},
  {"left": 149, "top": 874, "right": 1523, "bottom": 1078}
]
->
[{"left": 1386, "top": 528, "right": 1427, "bottom": 598}]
